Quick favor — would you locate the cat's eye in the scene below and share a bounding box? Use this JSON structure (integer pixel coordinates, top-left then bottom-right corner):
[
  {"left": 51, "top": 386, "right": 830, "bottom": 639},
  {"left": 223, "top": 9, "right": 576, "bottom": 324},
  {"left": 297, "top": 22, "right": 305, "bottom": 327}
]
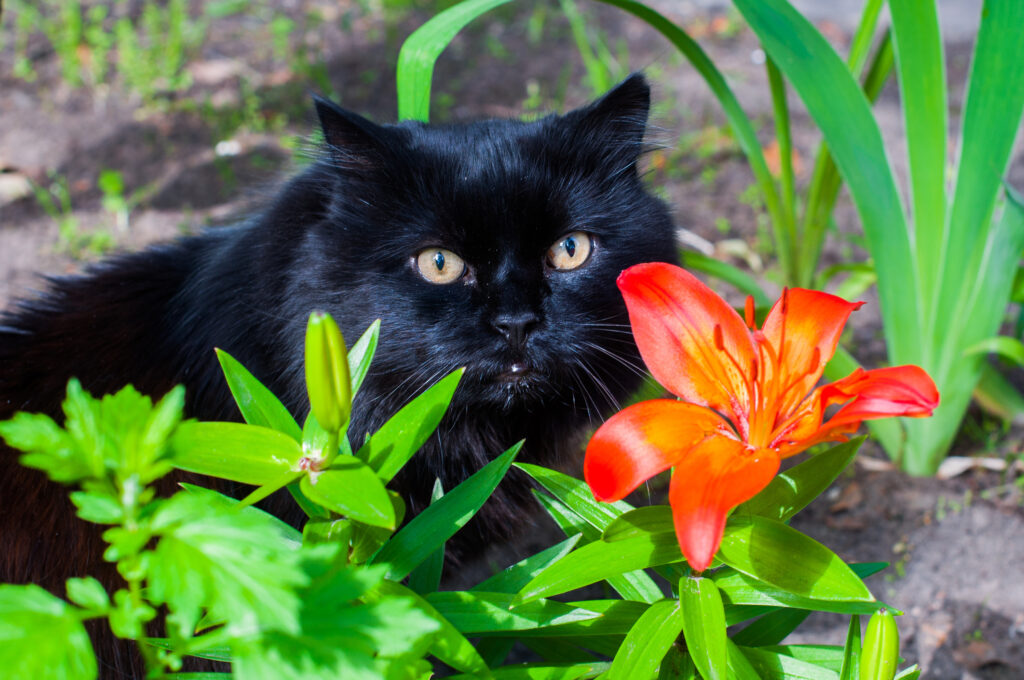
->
[
  {"left": 547, "top": 231, "right": 593, "bottom": 271},
  {"left": 415, "top": 248, "right": 466, "bottom": 284}
]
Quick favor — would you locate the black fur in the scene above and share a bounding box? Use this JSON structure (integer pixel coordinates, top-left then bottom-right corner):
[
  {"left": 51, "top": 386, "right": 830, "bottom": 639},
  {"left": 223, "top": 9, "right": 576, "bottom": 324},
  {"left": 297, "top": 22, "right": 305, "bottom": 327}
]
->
[{"left": 0, "top": 74, "right": 678, "bottom": 676}]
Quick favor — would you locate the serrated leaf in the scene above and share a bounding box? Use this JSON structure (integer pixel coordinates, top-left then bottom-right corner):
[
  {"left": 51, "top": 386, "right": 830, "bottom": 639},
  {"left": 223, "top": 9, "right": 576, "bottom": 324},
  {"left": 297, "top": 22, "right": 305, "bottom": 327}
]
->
[
  {"left": 0, "top": 411, "right": 86, "bottom": 482},
  {"left": 356, "top": 368, "right": 463, "bottom": 482},
  {"left": 0, "top": 584, "right": 97, "bottom": 680},
  {"left": 607, "top": 599, "right": 684, "bottom": 680},
  {"left": 70, "top": 490, "right": 124, "bottom": 524},
  {"left": 147, "top": 491, "right": 308, "bottom": 637},
  {"left": 216, "top": 349, "right": 302, "bottom": 442},
  {"left": 370, "top": 440, "right": 521, "bottom": 580},
  {"left": 170, "top": 422, "right": 301, "bottom": 485},
  {"left": 717, "top": 517, "right": 874, "bottom": 604},
  {"left": 300, "top": 457, "right": 395, "bottom": 529},
  {"left": 680, "top": 576, "right": 727, "bottom": 680}
]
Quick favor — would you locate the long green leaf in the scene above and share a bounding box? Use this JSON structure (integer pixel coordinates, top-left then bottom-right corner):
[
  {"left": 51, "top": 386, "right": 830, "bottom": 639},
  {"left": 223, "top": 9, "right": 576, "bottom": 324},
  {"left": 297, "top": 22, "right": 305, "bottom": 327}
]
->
[
  {"left": 396, "top": 0, "right": 514, "bottom": 121},
  {"left": 299, "top": 456, "right": 395, "bottom": 529},
  {"left": 607, "top": 599, "right": 685, "bottom": 680},
  {"left": 425, "top": 591, "right": 601, "bottom": 634},
  {"left": 370, "top": 441, "right": 521, "bottom": 580},
  {"left": 889, "top": 0, "right": 946, "bottom": 318},
  {"left": 934, "top": 0, "right": 1024, "bottom": 341},
  {"left": 717, "top": 517, "right": 874, "bottom": 604},
  {"left": 517, "top": 463, "right": 634, "bottom": 530},
  {"left": 169, "top": 422, "right": 301, "bottom": 485},
  {"left": 731, "top": 608, "right": 812, "bottom": 647},
  {"left": 448, "top": 661, "right": 609, "bottom": 680},
  {"left": 732, "top": 0, "right": 919, "bottom": 368},
  {"left": 740, "top": 646, "right": 840, "bottom": 679},
  {"left": 679, "top": 577, "right": 728, "bottom": 680},
  {"left": 839, "top": 615, "right": 862, "bottom": 680},
  {"left": 714, "top": 570, "right": 884, "bottom": 616},
  {"left": 215, "top": 349, "right": 301, "bottom": 442},
  {"left": 472, "top": 534, "right": 582, "bottom": 594},
  {"left": 357, "top": 368, "right": 463, "bottom": 482},
  {"left": 407, "top": 479, "right": 446, "bottom": 595}
]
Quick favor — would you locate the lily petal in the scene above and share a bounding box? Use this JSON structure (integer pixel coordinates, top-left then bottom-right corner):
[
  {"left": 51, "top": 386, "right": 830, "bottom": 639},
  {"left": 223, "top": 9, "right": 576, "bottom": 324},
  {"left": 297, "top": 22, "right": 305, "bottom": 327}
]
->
[
  {"left": 618, "top": 263, "right": 756, "bottom": 427},
  {"left": 760, "top": 288, "right": 864, "bottom": 416},
  {"left": 584, "top": 399, "right": 730, "bottom": 502},
  {"left": 821, "top": 365, "right": 940, "bottom": 430},
  {"left": 668, "top": 437, "right": 780, "bottom": 572}
]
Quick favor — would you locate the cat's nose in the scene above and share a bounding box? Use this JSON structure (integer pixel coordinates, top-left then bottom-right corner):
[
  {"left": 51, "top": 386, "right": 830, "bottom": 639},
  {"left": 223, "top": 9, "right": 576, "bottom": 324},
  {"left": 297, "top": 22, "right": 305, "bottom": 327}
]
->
[{"left": 492, "top": 311, "right": 539, "bottom": 349}]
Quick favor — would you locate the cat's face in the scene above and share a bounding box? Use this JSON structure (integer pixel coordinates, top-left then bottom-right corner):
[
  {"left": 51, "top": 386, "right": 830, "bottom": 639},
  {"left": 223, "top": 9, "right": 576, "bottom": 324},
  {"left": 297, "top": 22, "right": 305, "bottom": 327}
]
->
[{"left": 299, "top": 75, "right": 678, "bottom": 427}]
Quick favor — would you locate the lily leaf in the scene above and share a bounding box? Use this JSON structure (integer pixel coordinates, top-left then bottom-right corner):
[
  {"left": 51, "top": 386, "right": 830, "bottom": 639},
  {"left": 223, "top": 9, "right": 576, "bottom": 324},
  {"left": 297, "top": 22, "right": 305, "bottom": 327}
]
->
[
  {"left": 679, "top": 576, "right": 727, "bottom": 680},
  {"left": 299, "top": 457, "right": 395, "bottom": 529},
  {"left": 216, "top": 349, "right": 301, "bottom": 442},
  {"left": 606, "top": 599, "right": 685, "bottom": 680},
  {"left": 170, "top": 422, "right": 301, "bottom": 485}
]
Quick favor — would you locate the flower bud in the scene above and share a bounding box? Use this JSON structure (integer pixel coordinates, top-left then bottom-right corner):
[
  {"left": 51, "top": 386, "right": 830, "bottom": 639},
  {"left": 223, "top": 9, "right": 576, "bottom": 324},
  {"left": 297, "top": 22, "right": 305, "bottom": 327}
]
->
[
  {"left": 305, "top": 311, "right": 352, "bottom": 434},
  {"left": 860, "top": 608, "right": 900, "bottom": 680}
]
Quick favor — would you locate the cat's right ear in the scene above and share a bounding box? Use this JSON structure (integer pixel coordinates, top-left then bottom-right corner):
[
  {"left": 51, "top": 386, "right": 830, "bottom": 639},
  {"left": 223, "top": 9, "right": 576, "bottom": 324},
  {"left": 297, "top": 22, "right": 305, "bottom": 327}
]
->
[
  {"left": 566, "top": 73, "right": 651, "bottom": 159},
  {"left": 314, "top": 96, "right": 391, "bottom": 171}
]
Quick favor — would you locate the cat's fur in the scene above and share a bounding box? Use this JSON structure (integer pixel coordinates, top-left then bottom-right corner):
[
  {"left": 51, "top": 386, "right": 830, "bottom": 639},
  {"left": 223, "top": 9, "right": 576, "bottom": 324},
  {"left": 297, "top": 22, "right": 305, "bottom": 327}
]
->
[{"left": 0, "top": 74, "right": 678, "bottom": 676}]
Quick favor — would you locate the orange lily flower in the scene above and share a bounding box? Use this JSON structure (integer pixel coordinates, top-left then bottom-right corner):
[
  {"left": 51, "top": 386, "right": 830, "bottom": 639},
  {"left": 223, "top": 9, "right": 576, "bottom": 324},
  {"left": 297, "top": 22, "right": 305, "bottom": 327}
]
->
[{"left": 584, "top": 263, "right": 939, "bottom": 571}]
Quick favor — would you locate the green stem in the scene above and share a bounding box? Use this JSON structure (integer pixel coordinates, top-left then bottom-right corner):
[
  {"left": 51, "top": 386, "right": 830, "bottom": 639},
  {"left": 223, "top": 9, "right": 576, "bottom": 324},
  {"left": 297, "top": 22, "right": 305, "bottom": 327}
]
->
[{"left": 765, "top": 56, "right": 797, "bottom": 285}]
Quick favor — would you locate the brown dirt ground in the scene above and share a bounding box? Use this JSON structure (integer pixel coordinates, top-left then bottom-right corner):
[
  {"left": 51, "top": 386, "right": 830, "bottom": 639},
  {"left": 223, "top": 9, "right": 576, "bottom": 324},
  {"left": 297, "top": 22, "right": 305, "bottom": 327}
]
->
[{"left": 1, "top": 2, "right": 1022, "bottom": 678}]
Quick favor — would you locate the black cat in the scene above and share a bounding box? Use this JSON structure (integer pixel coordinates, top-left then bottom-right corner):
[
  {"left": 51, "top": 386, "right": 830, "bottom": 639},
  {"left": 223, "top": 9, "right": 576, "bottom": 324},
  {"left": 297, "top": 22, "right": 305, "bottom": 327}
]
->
[{"left": 0, "top": 73, "right": 678, "bottom": 675}]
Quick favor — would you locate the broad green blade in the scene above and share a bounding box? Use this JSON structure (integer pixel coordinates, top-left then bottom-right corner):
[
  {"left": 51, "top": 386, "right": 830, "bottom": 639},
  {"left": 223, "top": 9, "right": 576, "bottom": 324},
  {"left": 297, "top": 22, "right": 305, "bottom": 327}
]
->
[
  {"left": 169, "top": 422, "right": 301, "bottom": 485},
  {"left": 714, "top": 569, "right": 886, "bottom": 617},
  {"left": 934, "top": 0, "right": 1024, "bottom": 342},
  {"left": 739, "top": 646, "right": 840, "bottom": 679},
  {"left": 517, "top": 463, "right": 634, "bottom": 531},
  {"left": 607, "top": 599, "right": 685, "bottom": 680},
  {"left": 533, "top": 493, "right": 663, "bottom": 604},
  {"left": 732, "top": 0, "right": 919, "bottom": 366},
  {"left": 507, "top": 599, "right": 649, "bottom": 638},
  {"left": 424, "top": 591, "right": 601, "bottom": 634},
  {"left": 767, "top": 645, "right": 845, "bottom": 673},
  {"left": 370, "top": 441, "right": 521, "bottom": 580},
  {"left": 839, "top": 615, "right": 862, "bottom": 680},
  {"left": 730, "top": 608, "right": 811, "bottom": 647},
  {"left": 973, "top": 363, "right": 1024, "bottom": 424},
  {"left": 396, "top": 0, "right": 514, "bottom": 121},
  {"left": 514, "top": 525, "right": 683, "bottom": 605},
  {"left": 737, "top": 437, "right": 863, "bottom": 522},
  {"left": 472, "top": 534, "right": 582, "bottom": 594},
  {"left": 680, "top": 576, "right": 728, "bottom": 680},
  {"left": 889, "top": 0, "right": 947, "bottom": 322},
  {"left": 448, "top": 661, "right": 609, "bottom": 679},
  {"left": 681, "top": 250, "right": 771, "bottom": 307},
  {"left": 963, "top": 336, "right": 1024, "bottom": 367},
  {"left": 215, "top": 349, "right": 301, "bottom": 442},
  {"left": 717, "top": 517, "right": 874, "bottom": 604},
  {"left": 299, "top": 457, "right": 395, "bottom": 529},
  {"left": 357, "top": 368, "right": 463, "bottom": 482}
]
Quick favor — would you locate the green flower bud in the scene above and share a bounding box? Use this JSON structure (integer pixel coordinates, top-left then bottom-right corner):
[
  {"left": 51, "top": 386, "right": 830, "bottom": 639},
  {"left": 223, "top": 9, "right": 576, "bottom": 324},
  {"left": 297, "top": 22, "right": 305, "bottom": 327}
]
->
[
  {"left": 305, "top": 311, "right": 352, "bottom": 434},
  {"left": 860, "top": 608, "right": 900, "bottom": 680}
]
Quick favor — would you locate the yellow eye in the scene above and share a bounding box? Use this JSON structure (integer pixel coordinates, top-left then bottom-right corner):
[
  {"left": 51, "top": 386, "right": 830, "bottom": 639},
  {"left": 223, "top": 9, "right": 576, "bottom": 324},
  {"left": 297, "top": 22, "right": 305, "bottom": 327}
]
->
[
  {"left": 547, "top": 231, "right": 592, "bottom": 271},
  {"left": 415, "top": 248, "right": 466, "bottom": 284}
]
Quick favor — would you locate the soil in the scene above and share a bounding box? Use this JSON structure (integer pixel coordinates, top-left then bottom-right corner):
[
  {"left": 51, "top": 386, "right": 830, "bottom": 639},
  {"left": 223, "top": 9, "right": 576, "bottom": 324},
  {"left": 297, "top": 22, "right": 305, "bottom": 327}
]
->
[{"left": 1, "top": 2, "right": 1021, "bottom": 678}]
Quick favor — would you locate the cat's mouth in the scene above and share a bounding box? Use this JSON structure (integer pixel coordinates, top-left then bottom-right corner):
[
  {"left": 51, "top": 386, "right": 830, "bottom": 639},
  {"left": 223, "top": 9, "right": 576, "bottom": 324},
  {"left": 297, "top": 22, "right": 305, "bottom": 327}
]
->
[{"left": 497, "top": 362, "right": 535, "bottom": 382}]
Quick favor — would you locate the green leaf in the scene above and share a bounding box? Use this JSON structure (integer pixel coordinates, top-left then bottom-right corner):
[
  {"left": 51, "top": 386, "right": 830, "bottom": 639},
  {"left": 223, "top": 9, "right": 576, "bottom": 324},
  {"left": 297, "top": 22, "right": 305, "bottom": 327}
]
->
[
  {"left": 425, "top": 591, "right": 601, "bottom": 634},
  {"left": 347, "top": 319, "right": 380, "bottom": 398},
  {"left": 839, "top": 615, "right": 862, "bottom": 680},
  {"left": 370, "top": 440, "right": 521, "bottom": 580},
  {"left": 727, "top": 639, "right": 765, "bottom": 680},
  {"left": 472, "top": 534, "right": 582, "bottom": 594},
  {"left": 0, "top": 584, "right": 97, "bottom": 680},
  {"left": 407, "top": 478, "right": 446, "bottom": 595},
  {"left": 216, "top": 349, "right": 302, "bottom": 442},
  {"left": 299, "top": 457, "right": 395, "bottom": 529},
  {"left": 738, "top": 438, "right": 864, "bottom": 521},
  {"left": 170, "top": 421, "right": 301, "bottom": 485},
  {"left": 680, "top": 576, "right": 727, "bottom": 680},
  {"left": 963, "top": 336, "right": 1024, "bottom": 367},
  {"left": 507, "top": 599, "right": 649, "bottom": 638},
  {"left": 730, "top": 608, "right": 812, "bottom": 647},
  {"left": 448, "top": 662, "right": 609, "bottom": 680},
  {"left": 396, "top": 0, "right": 515, "bottom": 121},
  {"left": 356, "top": 368, "right": 463, "bottom": 482},
  {"left": 740, "top": 646, "right": 841, "bottom": 679},
  {"left": 0, "top": 412, "right": 85, "bottom": 483},
  {"left": 607, "top": 599, "right": 685, "bottom": 680},
  {"left": 717, "top": 517, "right": 874, "bottom": 604},
  {"left": 147, "top": 490, "right": 308, "bottom": 637},
  {"left": 732, "top": 0, "right": 919, "bottom": 367},
  {"left": 69, "top": 490, "right": 124, "bottom": 524},
  {"left": 515, "top": 509, "right": 683, "bottom": 605},
  {"left": 65, "top": 577, "right": 110, "bottom": 613},
  {"left": 516, "top": 463, "right": 634, "bottom": 531},
  {"left": 767, "top": 645, "right": 845, "bottom": 674},
  {"left": 893, "top": 666, "right": 920, "bottom": 680},
  {"left": 681, "top": 250, "right": 772, "bottom": 308},
  {"left": 714, "top": 569, "right": 883, "bottom": 616}
]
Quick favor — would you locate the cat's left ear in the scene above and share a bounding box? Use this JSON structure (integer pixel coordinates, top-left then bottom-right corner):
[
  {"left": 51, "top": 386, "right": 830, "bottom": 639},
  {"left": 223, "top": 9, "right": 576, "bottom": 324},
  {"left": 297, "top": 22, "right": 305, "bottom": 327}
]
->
[
  {"left": 314, "top": 95, "right": 393, "bottom": 171},
  {"left": 567, "top": 73, "right": 651, "bottom": 159}
]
